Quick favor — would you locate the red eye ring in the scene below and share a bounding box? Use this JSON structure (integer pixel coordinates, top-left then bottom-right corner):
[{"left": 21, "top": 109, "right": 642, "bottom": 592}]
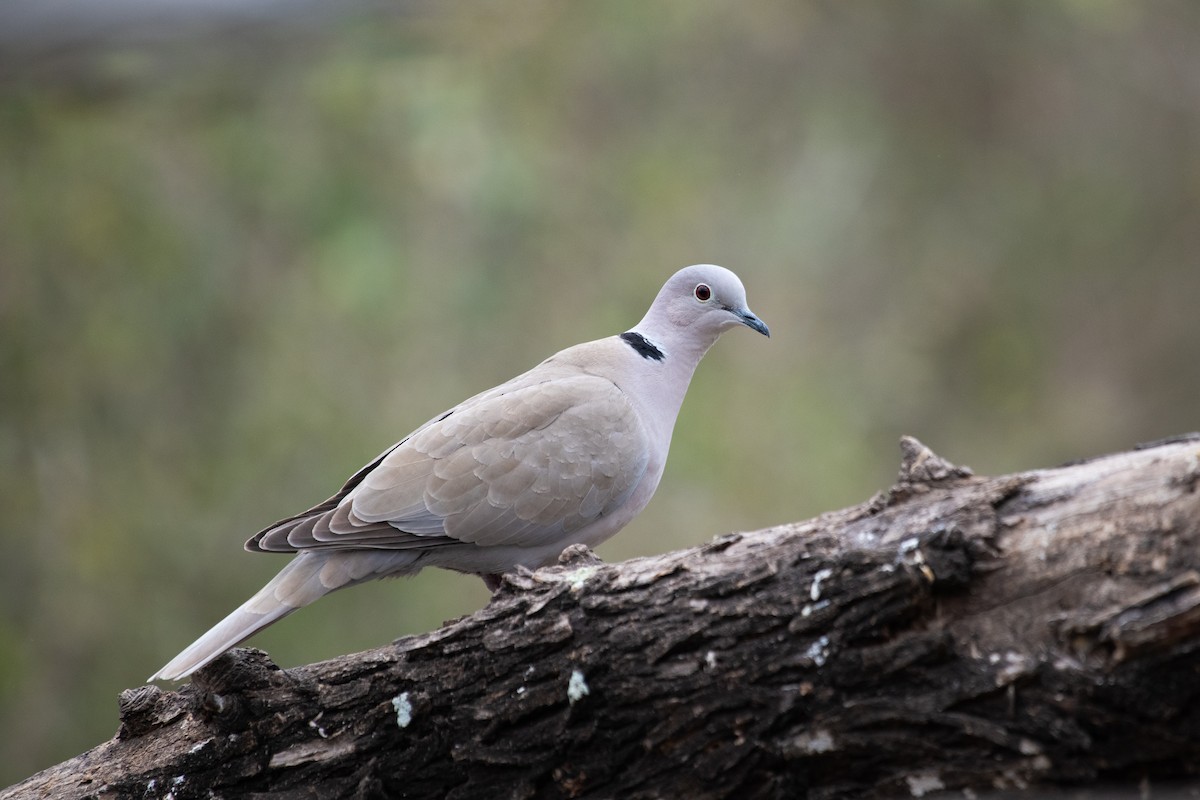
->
[{"left": 694, "top": 283, "right": 712, "bottom": 301}]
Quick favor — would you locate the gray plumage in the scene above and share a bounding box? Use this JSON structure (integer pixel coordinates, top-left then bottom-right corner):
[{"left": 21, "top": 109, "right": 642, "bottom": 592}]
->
[{"left": 150, "top": 264, "right": 768, "bottom": 681}]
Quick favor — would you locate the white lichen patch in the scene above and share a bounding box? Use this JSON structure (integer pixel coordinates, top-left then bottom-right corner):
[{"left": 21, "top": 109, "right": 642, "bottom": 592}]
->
[
  {"left": 792, "top": 729, "right": 836, "bottom": 753},
  {"left": 801, "top": 600, "right": 831, "bottom": 617},
  {"left": 906, "top": 772, "right": 945, "bottom": 797},
  {"left": 997, "top": 651, "right": 1031, "bottom": 684},
  {"left": 809, "top": 568, "right": 834, "bottom": 601},
  {"left": 1018, "top": 738, "right": 1042, "bottom": 756},
  {"left": 804, "top": 635, "right": 830, "bottom": 667},
  {"left": 158, "top": 776, "right": 185, "bottom": 800},
  {"left": 392, "top": 692, "right": 414, "bottom": 729},
  {"left": 566, "top": 565, "right": 599, "bottom": 591},
  {"left": 705, "top": 650, "right": 718, "bottom": 669},
  {"left": 567, "top": 669, "right": 590, "bottom": 705}
]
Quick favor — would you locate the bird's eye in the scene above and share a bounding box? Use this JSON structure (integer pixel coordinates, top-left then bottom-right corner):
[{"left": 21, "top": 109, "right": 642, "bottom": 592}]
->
[{"left": 694, "top": 283, "right": 712, "bottom": 302}]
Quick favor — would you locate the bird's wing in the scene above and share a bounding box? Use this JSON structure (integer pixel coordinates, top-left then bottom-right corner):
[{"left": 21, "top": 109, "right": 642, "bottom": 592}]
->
[{"left": 251, "top": 372, "right": 650, "bottom": 553}]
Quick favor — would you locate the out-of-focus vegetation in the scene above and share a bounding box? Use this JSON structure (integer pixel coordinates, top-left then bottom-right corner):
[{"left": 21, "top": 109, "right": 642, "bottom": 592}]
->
[{"left": 2, "top": 0, "right": 1198, "bottom": 784}]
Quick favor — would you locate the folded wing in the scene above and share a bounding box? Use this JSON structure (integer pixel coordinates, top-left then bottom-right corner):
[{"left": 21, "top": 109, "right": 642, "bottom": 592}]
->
[{"left": 249, "top": 374, "right": 649, "bottom": 554}]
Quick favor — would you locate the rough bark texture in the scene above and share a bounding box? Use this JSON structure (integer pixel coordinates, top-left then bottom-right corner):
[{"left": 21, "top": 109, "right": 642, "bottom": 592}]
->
[{"left": 7, "top": 435, "right": 1200, "bottom": 800}]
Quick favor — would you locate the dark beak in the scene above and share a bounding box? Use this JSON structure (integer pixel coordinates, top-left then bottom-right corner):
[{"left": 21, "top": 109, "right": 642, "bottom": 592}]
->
[{"left": 733, "top": 307, "right": 770, "bottom": 338}]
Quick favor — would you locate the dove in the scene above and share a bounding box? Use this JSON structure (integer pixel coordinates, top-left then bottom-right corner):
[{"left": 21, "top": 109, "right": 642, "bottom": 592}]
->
[{"left": 150, "top": 264, "right": 769, "bottom": 681}]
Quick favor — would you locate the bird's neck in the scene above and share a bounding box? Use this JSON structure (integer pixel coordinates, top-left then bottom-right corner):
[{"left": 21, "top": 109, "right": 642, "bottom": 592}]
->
[
  {"left": 622, "top": 322, "right": 720, "bottom": 447},
  {"left": 629, "top": 318, "right": 722, "bottom": 374}
]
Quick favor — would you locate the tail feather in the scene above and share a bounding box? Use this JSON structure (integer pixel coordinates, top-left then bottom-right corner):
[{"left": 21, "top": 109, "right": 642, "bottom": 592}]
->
[
  {"left": 149, "top": 550, "right": 417, "bottom": 682},
  {"left": 148, "top": 593, "right": 296, "bottom": 682}
]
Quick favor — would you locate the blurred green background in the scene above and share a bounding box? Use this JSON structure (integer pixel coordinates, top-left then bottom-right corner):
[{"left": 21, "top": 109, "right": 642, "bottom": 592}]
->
[{"left": 2, "top": 0, "right": 1198, "bottom": 786}]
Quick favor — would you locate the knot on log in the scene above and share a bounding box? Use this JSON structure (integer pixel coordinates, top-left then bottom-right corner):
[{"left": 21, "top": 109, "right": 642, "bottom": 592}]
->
[
  {"left": 897, "top": 436, "right": 974, "bottom": 486},
  {"left": 192, "top": 646, "right": 281, "bottom": 694},
  {"left": 116, "top": 685, "right": 182, "bottom": 739},
  {"left": 557, "top": 543, "right": 604, "bottom": 568}
]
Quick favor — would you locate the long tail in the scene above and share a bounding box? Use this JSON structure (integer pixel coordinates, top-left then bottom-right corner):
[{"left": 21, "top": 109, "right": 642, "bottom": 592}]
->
[{"left": 149, "top": 550, "right": 417, "bottom": 682}]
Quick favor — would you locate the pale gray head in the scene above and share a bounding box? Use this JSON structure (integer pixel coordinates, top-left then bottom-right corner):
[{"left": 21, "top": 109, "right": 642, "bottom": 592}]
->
[{"left": 635, "top": 265, "right": 770, "bottom": 351}]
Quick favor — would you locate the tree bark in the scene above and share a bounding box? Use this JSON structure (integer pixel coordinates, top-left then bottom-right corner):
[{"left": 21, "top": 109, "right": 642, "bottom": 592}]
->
[{"left": 7, "top": 435, "right": 1200, "bottom": 800}]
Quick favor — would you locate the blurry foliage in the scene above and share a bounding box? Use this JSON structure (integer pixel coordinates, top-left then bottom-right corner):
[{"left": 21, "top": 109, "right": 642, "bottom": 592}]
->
[{"left": 2, "top": 0, "right": 1199, "bottom": 785}]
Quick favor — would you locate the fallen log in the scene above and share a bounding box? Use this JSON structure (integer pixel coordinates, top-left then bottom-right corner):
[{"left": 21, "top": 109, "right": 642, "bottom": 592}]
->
[{"left": 6, "top": 435, "right": 1200, "bottom": 799}]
